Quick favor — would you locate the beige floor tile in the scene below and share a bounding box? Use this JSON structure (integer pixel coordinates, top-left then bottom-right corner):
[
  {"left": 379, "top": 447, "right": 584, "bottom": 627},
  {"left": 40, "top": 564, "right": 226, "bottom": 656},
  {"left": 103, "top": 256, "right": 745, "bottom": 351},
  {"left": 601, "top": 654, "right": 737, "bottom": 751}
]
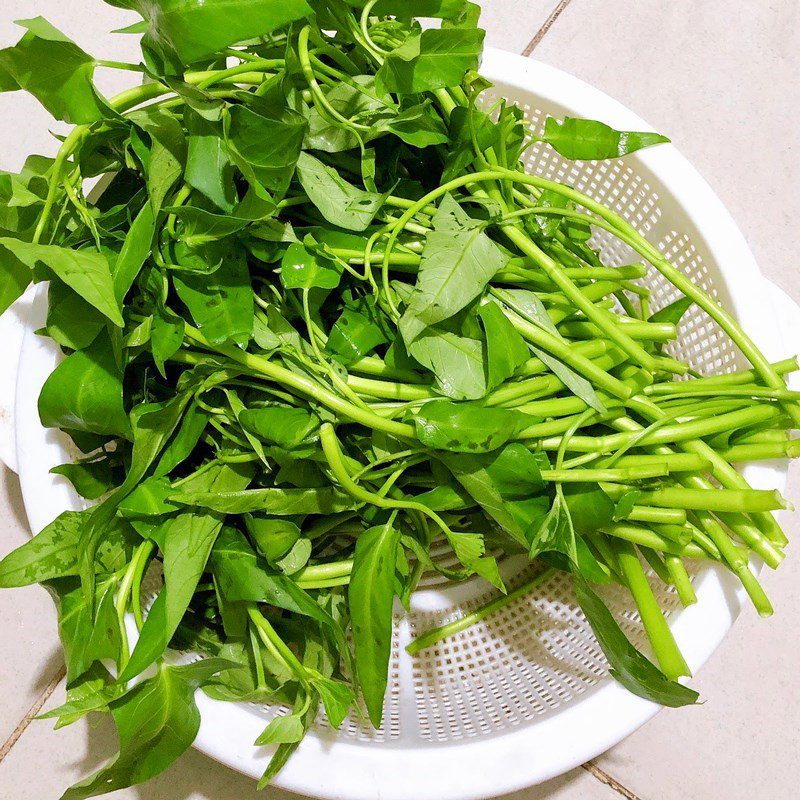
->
[
  {"left": 0, "top": 675, "right": 618, "bottom": 800},
  {"left": 532, "top": 0, "right": 800, "bottom": 298},
  {"left": 479, "top": 0, "right": 557, "bottom": 55},
  {"left": 0, "top": 467, "right": 63, "bottom": 744}
]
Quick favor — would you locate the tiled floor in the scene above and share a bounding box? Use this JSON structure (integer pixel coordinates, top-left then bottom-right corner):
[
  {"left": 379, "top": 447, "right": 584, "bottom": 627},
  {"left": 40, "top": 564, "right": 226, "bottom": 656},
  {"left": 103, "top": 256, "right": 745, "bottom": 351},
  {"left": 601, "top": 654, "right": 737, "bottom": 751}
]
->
[{"left": 1, "top": 2, "right": 799, "bottom": 798}]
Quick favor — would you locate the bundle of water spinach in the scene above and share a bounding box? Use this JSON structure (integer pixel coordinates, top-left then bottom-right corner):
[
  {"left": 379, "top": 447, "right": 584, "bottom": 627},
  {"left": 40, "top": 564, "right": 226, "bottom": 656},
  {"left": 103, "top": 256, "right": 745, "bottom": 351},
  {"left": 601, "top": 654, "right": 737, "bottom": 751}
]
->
[{"left": 0, "top": 1, "right": 796, "bottom": 795}]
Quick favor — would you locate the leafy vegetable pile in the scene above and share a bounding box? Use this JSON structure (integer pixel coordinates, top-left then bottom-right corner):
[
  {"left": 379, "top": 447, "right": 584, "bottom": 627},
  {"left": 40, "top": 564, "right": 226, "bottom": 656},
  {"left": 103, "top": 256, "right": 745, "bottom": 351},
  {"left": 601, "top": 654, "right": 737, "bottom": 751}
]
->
[{"left": 0, "top": 1, "right": 797, "bottom": 796}]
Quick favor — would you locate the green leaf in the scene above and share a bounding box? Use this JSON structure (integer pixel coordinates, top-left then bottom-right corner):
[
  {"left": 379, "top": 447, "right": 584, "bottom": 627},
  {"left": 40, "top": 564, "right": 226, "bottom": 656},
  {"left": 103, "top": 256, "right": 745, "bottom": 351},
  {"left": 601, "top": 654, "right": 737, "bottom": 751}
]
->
[
  {"left": 372, "top": 0, "right": 468, "bottom": 18},
  {"left": 171, "top": 485, "right": 359, "bottom": 515},
  {"left": 210, "top": 528, "right": 344, "bottom": 637},
  {"left": 113, "top": 202, "right": 156, "bottom": 302},
  {"left": 174, "top": 249, "right": 254, "bottom": 346},
  {"left": 226, "top": 101, "right": 307, "bottom": 198},
  {"left": 0, "top": 239, "right": 122, "bottom": 326},
  {"left": 304, "top": 75, "right": 390, "bottom": 153},
  {"left": 541, "top": 116, "right": 670, "bottom": 161},
  {"left": 121, "top": 464, "right": 253, "bottom": 680},
  {"left": 38, "top": 335, "right": 131, "bottom": 439},
  {"left": 61, "top": 661, "right": 233, "bottom": 799},
  {"left": 0, "top": 245, "right": 31, "bottom": 316},
  {"left": 279, "top": 241, "right": 341, "bottom": 290},
  {"left": 650, "top": 295, "right": 693, "bottom": 326},
  {"left": 407, "top": 326, "right": 487, "bottom": 400},
  {"left": 0, "top": 510, "right": 134, "bottom": 587},
  {"left": 51, "top": 458, "right": 119, "bottom": 500},
  {"left": 129, "top": 109, "right": 187, "bottom": 216},
  {"left": 481, "top": 443, "right": 547, "bottom": 497},
  {"left": 528, "top": 490, "right": 577, "bottom": 561},
  {"left": 296, "top": 152, "right": 386, "bottom": 232},
  {"left": 0, "top": 17, "right": 108, "bottom": 123},
  {"left": 118, "top": 476, "right": 181, "bottom": 517},
  {"left": 135, "top": 0, "right": 313, "bottom": 64},
  {"left": 166, "top": 205, "right": 252, "bottom": 246},
  {"left": 55, "top": 577, "right": 122, "bottom": 683},
  {"left": 239, "top": 404, "right": 319, "bottom": 450},
  {"left": 613, "top": 489, "right": 641, "bottom": 522},
  {"left": 412, "top": 400, "right": 529, "bottom": 453},
  {"left": 255, "top": 713, "right": 305, "bottom": 745},
  {"left": 376, "top": 27, "right": 484, "bottom": 94},
  {"left": 245, "top": 516, "right": 301, "bottom": 562},
  {"left": 477, "top": 301, "right": 529, "bottom": 389},
  {"left": 151, "top": 305, "right": 185, "bottom": 377},
  {"left": 325, "top": 303, "right": 388, "bottom": 366},
  {"left": 573, "top": 572, "right": 699, "bottom": 707},
  {"left": 349, "top": 519, "right": 400, "bottom": 727},
  {"left": 563, "top": 483, "right": 615, "bottom": 536},
  {"left": 274, "top": 537, "right": 311, "bottom": 575},
  {"left": 154, "top": 402, "right": 210, "bottom": 477},
  {"left": 494, "top": 288, "right": 605, "bottom": 412},
  {"left": 184, "top": 108, "right": 236, "bottom": 211},
  {"left": 399, "top": 195, "right": 508, "bottom": 343},
  {"left": 44, "top": 279, "right": 105, "bottom": 351},
  {"left": 312, "top": 673, "right": 355, "bottom": 729}
]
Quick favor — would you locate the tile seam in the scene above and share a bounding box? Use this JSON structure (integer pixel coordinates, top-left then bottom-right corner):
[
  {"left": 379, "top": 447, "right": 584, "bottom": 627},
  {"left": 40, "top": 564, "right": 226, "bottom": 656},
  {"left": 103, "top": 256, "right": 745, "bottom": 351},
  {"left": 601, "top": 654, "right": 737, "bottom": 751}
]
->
[
  {"left": 582, "top": 760, "right": 643, "bottom": 800},
  {"left": 521, "top": 0, "right": 574, "bottom": 56},
  {"left": 0, "top": 663, "right": 66, "bottom": 764}
]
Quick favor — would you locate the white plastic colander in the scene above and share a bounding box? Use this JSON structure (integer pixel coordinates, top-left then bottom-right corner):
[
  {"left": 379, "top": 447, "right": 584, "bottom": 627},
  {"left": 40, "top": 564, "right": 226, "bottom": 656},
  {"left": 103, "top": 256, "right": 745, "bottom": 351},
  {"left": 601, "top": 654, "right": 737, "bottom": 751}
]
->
[{"left": 1, "top": 48, "right": 799, "bottom": 800}]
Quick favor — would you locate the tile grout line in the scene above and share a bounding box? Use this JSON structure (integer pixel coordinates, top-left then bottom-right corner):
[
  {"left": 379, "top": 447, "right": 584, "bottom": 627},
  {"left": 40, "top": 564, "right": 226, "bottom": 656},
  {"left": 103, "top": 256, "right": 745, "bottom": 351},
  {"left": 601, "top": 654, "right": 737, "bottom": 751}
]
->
[
  {"left": 521, "top": 0, "right": 574, "bottom": 56},
  {"left": 0, "top": 663, "right": 66, "bottom": 765},
  {"left": 582, "top": 761, "right": 642, "bottom": 799},
  {"left": 519, "top": 6, "right": 645, "bottom": 800}
]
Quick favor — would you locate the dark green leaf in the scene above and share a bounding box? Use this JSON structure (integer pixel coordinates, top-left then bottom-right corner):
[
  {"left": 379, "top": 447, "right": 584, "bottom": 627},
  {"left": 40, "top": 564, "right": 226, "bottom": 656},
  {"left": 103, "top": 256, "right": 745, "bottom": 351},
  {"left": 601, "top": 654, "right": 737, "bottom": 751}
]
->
[
  {"left": 573, "top": 572, "right": 699, "bottom": 707},
  {"left": 171, "top": 485, "right": 359, "bottom": 514},
  {"left": 650, "top": 295, "right": 693, "bottom": 326},
  {"left": 45, "top": 279, "right": 105, "bottom": 351},
  {"left": 136, "top": 0, "right": 313, "bottom": 64},
  {"left": 478, "top": 301, "right": 529, "bottom": 388},
  {"left": 184, "top": 108, "right": 236, "bottom": 211},
  {"left": 0, "top": 239, "right": 122, "bottom": 326},
  {"left": 349, "top": 519, "right": 399, "bottom": 726},
  {"left": 376, "top": 27, "right": 484, "bottom": 94},
  {"left": 412, "top": 400, "right": 529, "bottom": 453},
  {"left": 38, "top": 335, "right": 131, "bottom": 439},
  {"left": 174, "top": 249, "right": 254, "bottom": 346},
  {"left": 227, "top": 102, "right": 307, "bottom": 198},
  {"left": 51, "top": 459, "right": 119, "bottom": 500}
]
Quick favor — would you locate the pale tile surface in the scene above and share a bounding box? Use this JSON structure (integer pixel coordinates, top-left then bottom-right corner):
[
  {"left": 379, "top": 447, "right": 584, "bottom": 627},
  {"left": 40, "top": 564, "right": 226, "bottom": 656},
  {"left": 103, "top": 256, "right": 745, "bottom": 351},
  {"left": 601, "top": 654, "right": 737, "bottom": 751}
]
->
[
  {"left": 479, "top": 0, "right": 556, "bottom": 54},
  {"left": 0, "top": 468, "right": 62, "bottom": 744},
  {"left": 2, "top": 1, "right": 800, "bottom": 799}
]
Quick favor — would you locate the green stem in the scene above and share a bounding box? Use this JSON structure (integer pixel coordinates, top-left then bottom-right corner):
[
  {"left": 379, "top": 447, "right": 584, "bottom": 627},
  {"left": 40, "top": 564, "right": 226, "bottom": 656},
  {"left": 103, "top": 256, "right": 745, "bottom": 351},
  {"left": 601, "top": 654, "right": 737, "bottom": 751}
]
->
[
  {"left": 613, "top": 539, "right": 690, "bottom": 679},
  {"left": 664, "top": 556, "right": 697, "bottom": 606},
  {"left": 183, "top": 325, "right": 414, "bottom": 440},
  {"left": 406, "top": 568, "right": 556, "bottom": 655}
]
